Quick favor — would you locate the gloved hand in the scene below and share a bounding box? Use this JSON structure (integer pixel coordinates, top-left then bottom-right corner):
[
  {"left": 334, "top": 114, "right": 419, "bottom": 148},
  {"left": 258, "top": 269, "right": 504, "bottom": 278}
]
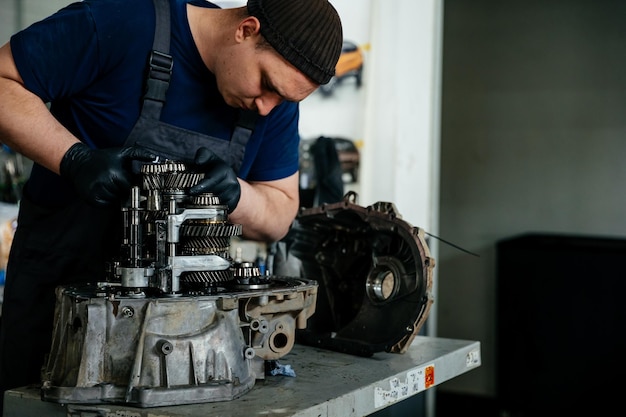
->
[
  {"left": 60, "top": 142, "right": 156, "bottom": 207},
  {"left": 189, "top": 147, "right": 241, "bottom": 212}
]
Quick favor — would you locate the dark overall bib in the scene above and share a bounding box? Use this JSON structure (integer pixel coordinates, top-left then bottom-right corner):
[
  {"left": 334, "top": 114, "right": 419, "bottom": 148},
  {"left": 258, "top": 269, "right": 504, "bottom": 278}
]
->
[{"left": 0, "top": 0, "right": 256, "bottom": 397}]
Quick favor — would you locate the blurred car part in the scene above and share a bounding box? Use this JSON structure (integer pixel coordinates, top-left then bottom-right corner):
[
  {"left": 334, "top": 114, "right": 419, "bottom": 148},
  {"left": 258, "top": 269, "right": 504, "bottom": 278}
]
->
[
  {"left": 0, "top": 145, "right": 32, "bottom": 203},
  {"left": 300, "top": 136, "right": 360, "bottom": 189},
  {"left": 319, "top": 41, "right": 364, "bottom": 96},
  {"left": 299, "top": 137, "right": 344, "bottom": 208},
  {"left": 331, "top": 137, "right": 360, "bottom": 184}
]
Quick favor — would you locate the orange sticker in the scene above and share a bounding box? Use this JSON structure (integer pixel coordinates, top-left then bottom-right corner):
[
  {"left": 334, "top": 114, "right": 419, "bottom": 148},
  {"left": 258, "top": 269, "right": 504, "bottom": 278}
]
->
[{"left": 424, "top": 365, "right": 435, "bottom": 389}]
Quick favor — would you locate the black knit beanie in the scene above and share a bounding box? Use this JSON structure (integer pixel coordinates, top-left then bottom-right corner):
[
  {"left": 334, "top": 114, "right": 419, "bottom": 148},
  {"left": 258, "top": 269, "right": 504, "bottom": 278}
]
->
[{"left": 247, "top": 0, "right": 343, "bottom": 85}]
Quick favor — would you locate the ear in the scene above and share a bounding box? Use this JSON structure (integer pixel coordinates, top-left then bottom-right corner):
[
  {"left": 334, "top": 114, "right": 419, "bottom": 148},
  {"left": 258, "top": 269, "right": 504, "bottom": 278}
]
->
[{"left": 235, "top": 16, "right": 261, "bottom": 42}]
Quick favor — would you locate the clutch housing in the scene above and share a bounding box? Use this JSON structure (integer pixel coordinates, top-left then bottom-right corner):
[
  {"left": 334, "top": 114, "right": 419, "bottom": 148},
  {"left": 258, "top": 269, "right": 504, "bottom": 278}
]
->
[{"left": 277, "top": 191, "right": 435, "bottom": 357}]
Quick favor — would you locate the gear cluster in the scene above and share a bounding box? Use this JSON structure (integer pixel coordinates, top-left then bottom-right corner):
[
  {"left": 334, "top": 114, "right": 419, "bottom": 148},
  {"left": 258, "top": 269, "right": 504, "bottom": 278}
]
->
[
  {"left": 112, "top": 159, "right": 247, "bottom": 293},
  {"left": 140, "top": 160, "right": 203, "bottom": 191}
]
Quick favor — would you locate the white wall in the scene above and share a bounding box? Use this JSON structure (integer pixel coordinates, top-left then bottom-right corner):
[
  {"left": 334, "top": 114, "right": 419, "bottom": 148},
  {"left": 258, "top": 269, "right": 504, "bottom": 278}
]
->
[
  {"left": 0, "top": 0, "right": 74, "bottom": 44},
  {"left": 361, "top": 0, "right": 442, "bottom": 230}
]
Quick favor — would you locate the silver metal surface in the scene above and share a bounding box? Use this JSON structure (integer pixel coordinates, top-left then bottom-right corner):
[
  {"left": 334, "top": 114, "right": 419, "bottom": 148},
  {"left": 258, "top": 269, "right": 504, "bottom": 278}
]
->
[{"left": 41, "top": 279, "right": 318, "bottom": 408}]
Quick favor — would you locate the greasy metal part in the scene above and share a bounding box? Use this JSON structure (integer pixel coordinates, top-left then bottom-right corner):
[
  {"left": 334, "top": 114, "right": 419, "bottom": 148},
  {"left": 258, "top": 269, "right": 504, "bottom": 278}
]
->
[
  {"left": 41, "top": 279, "right": 317, "bottom": 407},
  {"left": 284, "top": 191, "right": 435, "bottom": 357},
  {"left": 40, "top": 160, "right": 318, "bottom": 407}
]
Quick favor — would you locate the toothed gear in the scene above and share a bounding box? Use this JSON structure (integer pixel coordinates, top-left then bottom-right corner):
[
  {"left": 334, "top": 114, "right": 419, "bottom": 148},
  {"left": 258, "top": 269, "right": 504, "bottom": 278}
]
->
[
  {"left": 162, "top": 172, "right": 204, "bottom": 190},
  {"left": 232, "top": 262, "right": 262, "bottom": 279},
  {"left": 189, "top": 194, "right": 222, "bottom": 207},
  {"left": 141, "top": 173, "right": 161, "bottom": 191},
  {"left": 179, "top": 222, "right": 243, "bottom": 237},
  {"left": 180, "top": 269, "right": 233, "bottom": 285},
  {"left": 141, "top": 160, "right": 187, "bottom": 174},
  {"left": 140, "top": 160, "right": 203, "bottom": 191},
  {"left": 180, "top": 236, "right": 231, "bottom": 255}
]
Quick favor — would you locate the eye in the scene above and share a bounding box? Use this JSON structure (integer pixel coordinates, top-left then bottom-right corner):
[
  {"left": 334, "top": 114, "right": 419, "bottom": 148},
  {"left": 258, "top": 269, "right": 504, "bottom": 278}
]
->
[
  {"left": 263, "top": 80, "right": 278, "bottom": 94},
  {"left": 260, "top": 73, "right": 280, "bottom": 94}
]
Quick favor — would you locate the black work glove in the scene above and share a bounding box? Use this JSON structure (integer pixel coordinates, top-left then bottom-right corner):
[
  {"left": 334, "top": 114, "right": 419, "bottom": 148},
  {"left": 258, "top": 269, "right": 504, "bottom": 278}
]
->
[
  {"left": 60, "top": 142, "right": 156, "bottom": 207},
  {"left": 189, "top": 147, "right": 241, "bottom": 213}
]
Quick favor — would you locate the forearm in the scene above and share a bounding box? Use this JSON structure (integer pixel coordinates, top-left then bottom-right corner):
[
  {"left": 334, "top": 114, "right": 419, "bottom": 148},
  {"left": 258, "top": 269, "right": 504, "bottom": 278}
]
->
[
  {"left": 0, "top": 43, "right": 78, "bottom": 174},
  {"left": 230, "top": 173, "right": 300, "bottom": 242}
]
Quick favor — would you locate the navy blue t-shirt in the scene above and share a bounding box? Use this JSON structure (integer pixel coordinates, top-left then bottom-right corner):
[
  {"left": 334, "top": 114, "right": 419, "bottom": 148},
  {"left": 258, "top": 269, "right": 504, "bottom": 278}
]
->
[{"left": 10, "top": 0, "right": 301, "bottom": 205}]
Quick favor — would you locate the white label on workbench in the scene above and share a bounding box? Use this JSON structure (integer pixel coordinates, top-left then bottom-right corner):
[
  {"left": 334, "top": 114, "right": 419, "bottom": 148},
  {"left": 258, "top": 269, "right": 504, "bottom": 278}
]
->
[
  {"left": 373, "top": 363, "right": 435, "bottom": 408},
  {"left": 466, "top": 348, "right": 481, "bottom": 367}
]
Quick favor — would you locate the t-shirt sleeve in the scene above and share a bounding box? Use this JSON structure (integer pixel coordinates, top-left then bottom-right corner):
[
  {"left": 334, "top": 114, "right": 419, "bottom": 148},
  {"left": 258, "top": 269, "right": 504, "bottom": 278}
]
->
[{"left": 10, "top": 2, "right": 101, "bottom": 102}]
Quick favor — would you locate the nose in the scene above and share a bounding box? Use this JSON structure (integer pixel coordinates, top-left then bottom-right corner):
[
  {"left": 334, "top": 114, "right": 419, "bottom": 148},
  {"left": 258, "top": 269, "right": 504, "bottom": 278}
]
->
[{"left": 254, "top": 93, "right": 283, "bottom": 116}]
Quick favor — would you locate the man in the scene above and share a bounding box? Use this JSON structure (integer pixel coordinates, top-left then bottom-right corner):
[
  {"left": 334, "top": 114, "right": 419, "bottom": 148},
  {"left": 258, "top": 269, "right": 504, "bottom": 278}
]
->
[{"left": 0, "top": 0, "right": 342, "bottom": 407}]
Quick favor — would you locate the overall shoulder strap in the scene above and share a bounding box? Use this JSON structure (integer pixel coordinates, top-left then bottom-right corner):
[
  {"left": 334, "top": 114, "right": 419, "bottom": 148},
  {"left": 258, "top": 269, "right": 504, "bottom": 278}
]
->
[
  {"left": 142, "top": 0, "right": 258, "bottom": 139},
  {"left": 142, "top": 0, "right": 173, "bottom": 112}
]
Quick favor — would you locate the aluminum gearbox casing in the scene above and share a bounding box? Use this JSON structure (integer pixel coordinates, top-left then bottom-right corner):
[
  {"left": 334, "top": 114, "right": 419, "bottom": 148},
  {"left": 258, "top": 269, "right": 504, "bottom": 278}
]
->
[
  {"left": 276, "top": 191, "right": 435, "bottom": 357},
  {"left": 40, "top": 160, "right": 317, "bottom": 407}
]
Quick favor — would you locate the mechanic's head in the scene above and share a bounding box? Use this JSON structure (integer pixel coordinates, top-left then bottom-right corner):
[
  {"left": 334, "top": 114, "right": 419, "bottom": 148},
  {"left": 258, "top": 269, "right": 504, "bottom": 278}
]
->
[
  {"left": 247, "top": 0, "right": 343, "bottom": 85},
  {"left": 214, "top": 0, "right": 343, "bottom": 116}
]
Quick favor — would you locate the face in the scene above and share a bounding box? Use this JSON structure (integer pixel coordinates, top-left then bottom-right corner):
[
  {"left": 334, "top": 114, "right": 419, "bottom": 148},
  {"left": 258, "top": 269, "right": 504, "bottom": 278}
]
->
[{"left": 213, "top": 21, "right": 319, "bottom": 116}]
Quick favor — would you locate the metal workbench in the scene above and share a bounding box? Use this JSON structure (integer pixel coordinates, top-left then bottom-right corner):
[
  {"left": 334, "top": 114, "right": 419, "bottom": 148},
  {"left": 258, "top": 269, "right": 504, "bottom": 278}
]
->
[{"left": 3, "top": 336, "right": 480, "bottom": 417}]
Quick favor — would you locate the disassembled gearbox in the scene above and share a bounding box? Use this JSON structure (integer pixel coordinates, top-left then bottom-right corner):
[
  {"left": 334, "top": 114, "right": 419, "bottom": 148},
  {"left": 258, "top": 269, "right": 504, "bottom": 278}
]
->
[
  {"left": 40, "top": 160, "right": 318, "bottom": 407},
  {"left": 39, "top": 160, "right": 435, "bottom": 408}
]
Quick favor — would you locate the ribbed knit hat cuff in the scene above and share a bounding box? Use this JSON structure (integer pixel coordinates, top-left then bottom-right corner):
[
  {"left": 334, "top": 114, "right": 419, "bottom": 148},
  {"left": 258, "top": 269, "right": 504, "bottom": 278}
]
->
[{"left": 247, "top": 0, "right": 343, "bottom": 85}]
